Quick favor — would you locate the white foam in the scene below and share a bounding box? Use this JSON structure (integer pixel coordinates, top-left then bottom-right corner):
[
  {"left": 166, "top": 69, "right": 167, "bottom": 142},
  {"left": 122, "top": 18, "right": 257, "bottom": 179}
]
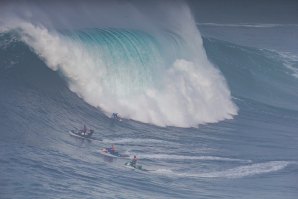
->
[
  {"left": 199, "top": 161, "right": 289, "bottom": 178},
  {"left": 276, "top": 52, "right": 298, "bottom": 78},
  {"left": 153, "top": 161, "right": 289, "bottom": 179},
  {"left": 138, "top": 154, "right": 251, "bottom": 163},
  {"left": 152, "top": 168, "right": 175, "bottom": 175}
]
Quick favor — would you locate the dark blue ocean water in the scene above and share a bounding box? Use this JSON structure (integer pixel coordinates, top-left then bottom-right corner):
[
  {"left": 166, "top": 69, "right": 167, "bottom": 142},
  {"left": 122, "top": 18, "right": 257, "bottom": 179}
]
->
[{"left": 1, "top": 23, "right": 298, "bottom": 199}]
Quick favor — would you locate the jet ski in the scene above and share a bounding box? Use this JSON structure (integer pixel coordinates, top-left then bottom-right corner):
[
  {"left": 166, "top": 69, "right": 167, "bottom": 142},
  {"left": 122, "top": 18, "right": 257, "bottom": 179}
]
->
[
  {"left": 99, "top": 148, "right": 129, "bottom": 158},
  {"left": 69, "top": 129, "right": 94, "bottom": 139},
  {"left": 124, "top": 161, "right": 148, "bottom": 171}
]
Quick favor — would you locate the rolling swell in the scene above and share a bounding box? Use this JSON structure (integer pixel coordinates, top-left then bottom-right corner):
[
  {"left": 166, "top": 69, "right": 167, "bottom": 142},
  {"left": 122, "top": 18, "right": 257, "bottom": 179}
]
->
[{"left": 204, "top": 38, "right": 298, "bottom": 111}]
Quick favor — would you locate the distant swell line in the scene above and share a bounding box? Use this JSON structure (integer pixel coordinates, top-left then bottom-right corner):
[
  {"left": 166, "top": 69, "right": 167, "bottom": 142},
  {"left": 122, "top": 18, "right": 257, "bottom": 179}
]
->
[{"left": 197, "top": 23, "right": 298, "bottom": 28}]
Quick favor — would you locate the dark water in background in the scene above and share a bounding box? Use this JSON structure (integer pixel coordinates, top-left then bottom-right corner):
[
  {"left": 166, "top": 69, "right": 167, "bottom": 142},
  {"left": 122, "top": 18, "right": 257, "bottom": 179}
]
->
[
  {"left": 1, "top": 24, "right": 298, "bottom": 199},
  {"left": 198, "top": 24, "right": 298, "bottom": 54}
]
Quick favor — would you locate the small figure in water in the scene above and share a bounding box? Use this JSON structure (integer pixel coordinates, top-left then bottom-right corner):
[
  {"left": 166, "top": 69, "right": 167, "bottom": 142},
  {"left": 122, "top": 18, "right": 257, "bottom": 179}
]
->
[
  {"left": 82, "top": 125, "right": 87, "bottom": 135},
  {"left": 111, "top": 144, "right": 116, "bottom": 153},
  {"left": 104, "top": 144, "right": 116, "bottom": 154},
  {"left": 130, "top": 155, "right": 137, "bottom": 168},
  {"left": 112, "top": 113, "right": 120, "bottom": 120}
]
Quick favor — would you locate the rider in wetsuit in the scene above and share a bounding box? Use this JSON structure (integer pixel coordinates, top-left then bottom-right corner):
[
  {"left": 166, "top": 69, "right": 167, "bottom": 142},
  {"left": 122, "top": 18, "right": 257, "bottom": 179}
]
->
[
  {"left": 130, "top": 155, "right": 137, "bottom": 168},
  {"left": 112, "top": 113, "right": 120, "bottom": 120},
  {"left": 79, "top": 125, "right": 88, "bottom": 136},
  {"left": 105, "top": 144, "right": 117, "bottom": 155}
]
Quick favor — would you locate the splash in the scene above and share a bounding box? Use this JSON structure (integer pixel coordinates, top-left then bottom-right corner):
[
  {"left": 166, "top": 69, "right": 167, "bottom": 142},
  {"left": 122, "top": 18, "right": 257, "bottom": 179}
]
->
[
  {"left": 137, "top": 154, "right": 251, "bottom": 162},
  {"left": 153, "top": 161, "right": 290, "bottom": 179}
]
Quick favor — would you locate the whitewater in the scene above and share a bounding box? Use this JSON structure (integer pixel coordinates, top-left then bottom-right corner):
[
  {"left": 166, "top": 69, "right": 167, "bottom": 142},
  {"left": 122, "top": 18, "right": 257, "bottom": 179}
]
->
[{"left": 1, "top": 1, "right": 298, "bottom": 199}]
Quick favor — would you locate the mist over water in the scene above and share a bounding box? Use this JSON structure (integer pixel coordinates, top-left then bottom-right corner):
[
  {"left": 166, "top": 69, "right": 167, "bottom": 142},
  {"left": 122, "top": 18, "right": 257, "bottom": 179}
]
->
[{"left": 0, "top": 1, "right": 237, "bottom": 127}]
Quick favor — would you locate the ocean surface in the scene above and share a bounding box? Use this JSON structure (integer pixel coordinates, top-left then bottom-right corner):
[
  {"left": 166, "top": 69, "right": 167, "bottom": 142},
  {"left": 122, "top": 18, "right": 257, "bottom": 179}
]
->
[{"left": 1, "top": 2, "right": 298, "bottom": 199}]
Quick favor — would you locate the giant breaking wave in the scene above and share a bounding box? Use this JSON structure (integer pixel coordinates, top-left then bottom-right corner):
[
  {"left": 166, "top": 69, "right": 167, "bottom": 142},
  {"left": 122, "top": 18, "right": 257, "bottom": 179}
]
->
[{"left": 0, "top": 0, "right": 237, "bottom": 127}]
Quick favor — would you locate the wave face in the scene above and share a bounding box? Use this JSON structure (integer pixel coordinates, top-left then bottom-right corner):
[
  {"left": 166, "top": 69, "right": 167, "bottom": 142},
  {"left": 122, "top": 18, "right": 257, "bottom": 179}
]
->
[{"left": 0, "top": 1, "right": 237, "bottom": 127}]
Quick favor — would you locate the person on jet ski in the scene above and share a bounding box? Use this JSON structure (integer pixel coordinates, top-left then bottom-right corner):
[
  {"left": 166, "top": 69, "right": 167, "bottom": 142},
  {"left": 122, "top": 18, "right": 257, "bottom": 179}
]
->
[
  {"left": 105, "top": 144, "right": 116, "bottom": 154},
  {"left": 111, "top": 144, "right": 116, "bottom": 153},
  {"left": 81, "top": 125, "right": 87, "bottom": 136},
  {"left": 130, "top": 155, "right": 137, "bottom": 168}
]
